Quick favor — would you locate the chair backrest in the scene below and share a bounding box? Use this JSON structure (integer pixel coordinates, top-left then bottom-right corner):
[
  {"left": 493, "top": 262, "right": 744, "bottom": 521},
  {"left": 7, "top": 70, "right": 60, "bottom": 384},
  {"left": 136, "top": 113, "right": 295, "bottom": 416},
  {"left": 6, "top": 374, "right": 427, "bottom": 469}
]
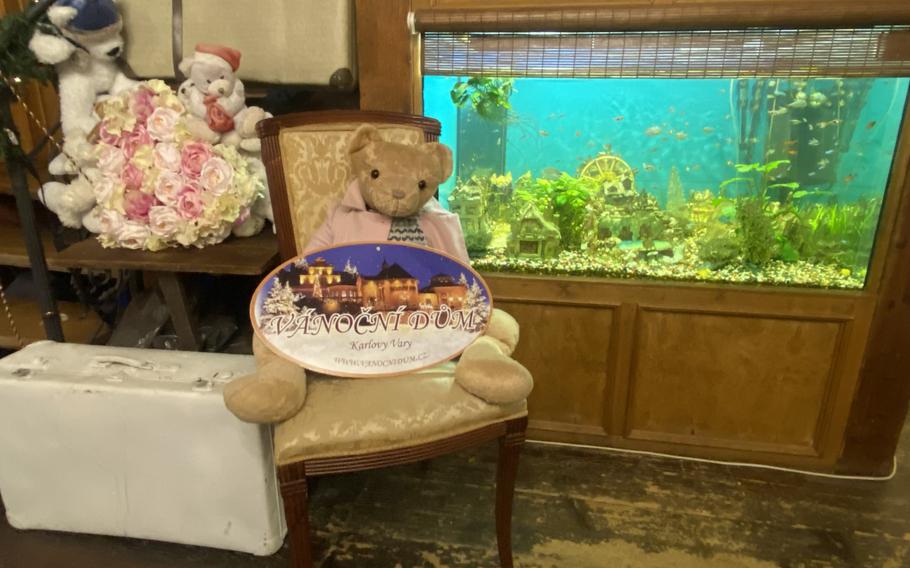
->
[{"left": 257, "top": 111, "right": 442, "bottom": 261}]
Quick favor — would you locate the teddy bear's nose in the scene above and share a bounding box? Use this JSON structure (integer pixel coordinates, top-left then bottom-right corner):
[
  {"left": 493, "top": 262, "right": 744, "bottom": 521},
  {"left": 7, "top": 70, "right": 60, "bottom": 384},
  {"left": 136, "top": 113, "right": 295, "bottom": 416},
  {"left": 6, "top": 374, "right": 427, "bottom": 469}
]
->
[
  {"left": 107, "top": 46, "right": 121, "bottom": 58},
  {"left": 218, "top": 87, "right": 226, "bottom": 95},
  {"left": 392, "top": 189, "right": 406, "bottom": 199}
]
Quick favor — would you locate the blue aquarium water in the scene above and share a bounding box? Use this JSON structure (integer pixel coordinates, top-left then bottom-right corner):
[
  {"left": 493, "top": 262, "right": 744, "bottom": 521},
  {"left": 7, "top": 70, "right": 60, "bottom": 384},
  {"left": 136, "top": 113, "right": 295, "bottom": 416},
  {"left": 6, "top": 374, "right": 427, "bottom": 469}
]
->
[{"left": 423, "top": 75, "right": 910, "bottom": 289}]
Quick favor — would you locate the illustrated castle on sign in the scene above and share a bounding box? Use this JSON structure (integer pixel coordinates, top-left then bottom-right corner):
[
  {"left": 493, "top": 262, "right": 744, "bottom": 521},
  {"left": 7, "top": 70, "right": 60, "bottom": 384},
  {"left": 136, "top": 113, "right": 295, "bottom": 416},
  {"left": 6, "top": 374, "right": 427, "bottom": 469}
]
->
[{"left": 278, "top": 258, "right": 468, "bottom": 314}]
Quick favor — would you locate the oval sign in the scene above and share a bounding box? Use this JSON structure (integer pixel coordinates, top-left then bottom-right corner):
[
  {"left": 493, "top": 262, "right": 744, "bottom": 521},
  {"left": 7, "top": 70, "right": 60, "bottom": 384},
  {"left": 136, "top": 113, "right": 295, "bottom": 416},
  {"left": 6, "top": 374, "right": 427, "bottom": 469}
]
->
[{"left": 251, "top": 242, "right": 493, "bottom": 378}]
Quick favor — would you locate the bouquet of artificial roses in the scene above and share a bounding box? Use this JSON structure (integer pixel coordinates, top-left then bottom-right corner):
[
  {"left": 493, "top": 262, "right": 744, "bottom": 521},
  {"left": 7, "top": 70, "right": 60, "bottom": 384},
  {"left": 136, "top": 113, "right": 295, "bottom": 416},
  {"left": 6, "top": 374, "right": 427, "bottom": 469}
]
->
[{"left": 91, "top": 79, "right": 263, "bottom": 251}]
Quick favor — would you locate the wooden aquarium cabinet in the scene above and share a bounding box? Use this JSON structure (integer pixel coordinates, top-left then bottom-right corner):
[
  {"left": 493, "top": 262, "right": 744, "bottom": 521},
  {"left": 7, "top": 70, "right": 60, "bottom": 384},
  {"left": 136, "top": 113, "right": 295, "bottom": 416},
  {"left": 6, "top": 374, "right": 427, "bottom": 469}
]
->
[{"left": 355, "top": 0, "right": 910, "bottom": 474}]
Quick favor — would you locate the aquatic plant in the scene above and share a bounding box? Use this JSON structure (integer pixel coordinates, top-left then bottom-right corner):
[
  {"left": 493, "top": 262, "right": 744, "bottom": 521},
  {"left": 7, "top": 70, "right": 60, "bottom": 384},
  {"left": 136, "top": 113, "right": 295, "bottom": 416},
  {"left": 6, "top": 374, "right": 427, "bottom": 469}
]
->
[
  {"left": 512, "top": 172, "right": 594, "bottom": 249},
  {"left": 666, "top": 166, "right": 687, "bottom": 217},
  {"left": 698, "top": 228, "right": 740, "bottom": 268},
  {"left": 736, "top": 197, "right": 777, "bottom": 266},
  {"left": 450, "top": 77, "right": 515, "bottom": 122}
]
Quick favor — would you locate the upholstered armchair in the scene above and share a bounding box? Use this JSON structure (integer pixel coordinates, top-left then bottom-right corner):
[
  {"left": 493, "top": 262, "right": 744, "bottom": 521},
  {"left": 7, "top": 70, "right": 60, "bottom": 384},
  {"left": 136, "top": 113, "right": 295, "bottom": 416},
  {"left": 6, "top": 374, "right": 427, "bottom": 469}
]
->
[{"left": 256, "top": 110, "right": 529, "bottom": 568}]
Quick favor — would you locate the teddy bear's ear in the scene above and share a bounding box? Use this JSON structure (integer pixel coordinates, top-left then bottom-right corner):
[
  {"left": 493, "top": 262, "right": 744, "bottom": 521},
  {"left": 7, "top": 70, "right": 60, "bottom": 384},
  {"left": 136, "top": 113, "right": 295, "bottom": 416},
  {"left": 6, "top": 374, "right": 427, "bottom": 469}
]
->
[
  {"left": 178, "top": 55, "right": 196, "bottom": 77},
  {"left": 347, "top": 124, "right": 382, "bottom": 156},
  {"left": 422, "top": 142, "right": 454, "bottom": 183}
]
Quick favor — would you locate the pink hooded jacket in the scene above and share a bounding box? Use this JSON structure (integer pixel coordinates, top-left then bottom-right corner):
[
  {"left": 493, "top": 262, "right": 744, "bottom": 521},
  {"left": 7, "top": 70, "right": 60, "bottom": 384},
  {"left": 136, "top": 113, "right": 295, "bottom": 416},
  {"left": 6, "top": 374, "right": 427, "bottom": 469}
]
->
[{"left": 304, "top": 180, "right": 471, "bottom": 263}]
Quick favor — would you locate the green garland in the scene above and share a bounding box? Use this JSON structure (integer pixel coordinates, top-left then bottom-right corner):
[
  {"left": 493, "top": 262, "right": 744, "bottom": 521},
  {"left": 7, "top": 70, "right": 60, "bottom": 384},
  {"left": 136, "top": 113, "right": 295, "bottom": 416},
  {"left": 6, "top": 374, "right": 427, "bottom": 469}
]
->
[{"left": 0, "top": 2, "right": 55, "bottom": 163}]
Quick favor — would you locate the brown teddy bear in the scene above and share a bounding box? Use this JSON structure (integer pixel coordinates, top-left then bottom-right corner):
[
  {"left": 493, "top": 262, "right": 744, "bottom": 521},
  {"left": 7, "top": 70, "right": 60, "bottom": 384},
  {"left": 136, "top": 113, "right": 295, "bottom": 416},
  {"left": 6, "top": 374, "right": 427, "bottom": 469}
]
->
[{"left": 224, "top": 125, "right": 533, "bottom": 423}]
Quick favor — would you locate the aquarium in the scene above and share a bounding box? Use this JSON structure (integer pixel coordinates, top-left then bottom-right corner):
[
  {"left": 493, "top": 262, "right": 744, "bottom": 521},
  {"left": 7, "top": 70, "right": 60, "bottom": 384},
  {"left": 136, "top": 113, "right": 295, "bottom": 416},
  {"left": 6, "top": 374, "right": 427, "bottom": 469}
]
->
[{"left": 423, "top": 75, "right": 910, "bottom": 289}]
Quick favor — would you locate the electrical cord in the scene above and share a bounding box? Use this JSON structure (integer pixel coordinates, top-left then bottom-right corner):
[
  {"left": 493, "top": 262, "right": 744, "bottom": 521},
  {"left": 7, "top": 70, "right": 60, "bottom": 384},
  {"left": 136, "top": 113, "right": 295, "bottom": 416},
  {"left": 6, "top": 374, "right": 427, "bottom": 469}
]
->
[{"left": 528, "top": 439, "right": 898, "bottom": 481}]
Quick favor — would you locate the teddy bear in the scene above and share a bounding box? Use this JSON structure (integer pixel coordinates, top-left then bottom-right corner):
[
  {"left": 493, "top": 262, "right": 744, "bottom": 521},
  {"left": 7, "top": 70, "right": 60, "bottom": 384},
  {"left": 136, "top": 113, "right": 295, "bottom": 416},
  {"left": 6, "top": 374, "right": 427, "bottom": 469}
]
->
[
  {"left": 29, "top": 0, "right": 136, "bottom": 178},
  {"left": 223, "top": 124, "right": 534, "bottom": 424},
  {"left": 177, "top": 44, "right": 271, "bottom": 153}
]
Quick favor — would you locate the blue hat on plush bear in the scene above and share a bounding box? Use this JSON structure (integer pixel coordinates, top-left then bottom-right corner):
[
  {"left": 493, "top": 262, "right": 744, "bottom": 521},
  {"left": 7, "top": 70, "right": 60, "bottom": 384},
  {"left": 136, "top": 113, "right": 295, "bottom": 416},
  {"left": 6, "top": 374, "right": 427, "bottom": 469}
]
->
[{"left": 54, "top": 0, "right": 121, "bottom": 33}]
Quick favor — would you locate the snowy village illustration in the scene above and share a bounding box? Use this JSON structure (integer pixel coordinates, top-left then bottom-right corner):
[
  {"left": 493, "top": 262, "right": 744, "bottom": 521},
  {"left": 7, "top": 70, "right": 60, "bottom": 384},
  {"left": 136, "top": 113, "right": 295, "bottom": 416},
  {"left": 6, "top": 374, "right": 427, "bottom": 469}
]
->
[{"left": 252, "top": 243, "right": 492, "bottom": 377}]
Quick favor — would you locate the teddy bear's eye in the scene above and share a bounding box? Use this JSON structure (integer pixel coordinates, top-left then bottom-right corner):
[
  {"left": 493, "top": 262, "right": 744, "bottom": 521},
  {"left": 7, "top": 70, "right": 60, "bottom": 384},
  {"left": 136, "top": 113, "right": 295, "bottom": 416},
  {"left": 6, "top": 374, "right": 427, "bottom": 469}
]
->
[
  {"left": 220, "top": 75, "right": 225, "bottom": 80},
  {"left": 371, "top": 169, "right": 380, "bottom": 179},
  {"left": 418, "top": 180, "right": 427, "bottom": 190}
]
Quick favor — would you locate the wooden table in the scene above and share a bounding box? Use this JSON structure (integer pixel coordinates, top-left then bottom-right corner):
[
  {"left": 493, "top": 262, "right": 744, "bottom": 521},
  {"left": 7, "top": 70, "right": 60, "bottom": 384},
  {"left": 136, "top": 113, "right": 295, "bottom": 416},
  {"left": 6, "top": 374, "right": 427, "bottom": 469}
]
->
[{"left": 1, "top": 226, "right": 279, "bottom": 350}]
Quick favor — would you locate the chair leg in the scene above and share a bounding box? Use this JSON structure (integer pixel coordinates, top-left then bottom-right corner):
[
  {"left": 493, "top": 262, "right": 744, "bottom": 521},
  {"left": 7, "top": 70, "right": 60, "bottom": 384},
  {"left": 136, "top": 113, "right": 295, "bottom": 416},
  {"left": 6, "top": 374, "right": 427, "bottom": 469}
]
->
[
  {"left": 278, "top": 463, "right": 314, "bottom": 568},
  {"left": 496, "top": 417, "right": 527, "bottom": 568}
]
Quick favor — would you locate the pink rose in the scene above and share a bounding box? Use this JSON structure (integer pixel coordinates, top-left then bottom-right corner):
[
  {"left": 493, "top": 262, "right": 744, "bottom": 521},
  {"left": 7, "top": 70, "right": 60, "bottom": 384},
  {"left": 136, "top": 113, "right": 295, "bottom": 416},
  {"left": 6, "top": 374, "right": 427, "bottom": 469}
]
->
[
  {"left": 123, "top": 190, "right": 156, "bottom": 221},
  {"left": 121, "top": 125, "right": 152, "bottom": 159},
  {"left": 176, "top": 186, "right": 205, "bottom": 220},
  {"left": 131, "top": 88, "right": 156, "bottom": 124},
  {"left": 98, "top": 123, "right": 124, "bottom": 146},
  {"left": 148, "top": 205, "right": 182, "bottom": 238},
  {"left": 121, "top": 162, "right": 145, "bottom": 191},
  {"left": 147, "top": 107, "right": 180, "bottom": 142},
  {"left": 116, "top": 221, "right": 151, "bottom": 250},
  {"left": 96, "top": 144, "right": 126, "bottom": 177},
  {"left": 154, "top": 171, "right": 184, "bottom": 205},
  {"left": 199, "top": 157, "right": 234, "bottom": 195},
  {"left": 180, "top": 142, "right": 213, "bottom": 178},
  {"left": 154, "top": 142, "right": 181, "bottom": 172}
]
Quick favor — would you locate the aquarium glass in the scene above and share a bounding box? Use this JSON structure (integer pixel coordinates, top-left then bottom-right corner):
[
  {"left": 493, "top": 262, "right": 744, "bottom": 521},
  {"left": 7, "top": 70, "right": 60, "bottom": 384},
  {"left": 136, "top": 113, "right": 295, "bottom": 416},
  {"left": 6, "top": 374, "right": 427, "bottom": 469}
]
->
[{"left": 424, "top": 75, "right": 910, "bottom": 289}]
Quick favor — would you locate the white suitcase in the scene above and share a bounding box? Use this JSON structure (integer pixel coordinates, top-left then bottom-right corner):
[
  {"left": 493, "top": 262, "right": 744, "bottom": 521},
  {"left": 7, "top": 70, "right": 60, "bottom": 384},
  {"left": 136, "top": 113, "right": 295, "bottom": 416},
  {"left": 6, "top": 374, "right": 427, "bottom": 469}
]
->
[{"left": 0, "top": 341, "right": 285, "bottom": 556}]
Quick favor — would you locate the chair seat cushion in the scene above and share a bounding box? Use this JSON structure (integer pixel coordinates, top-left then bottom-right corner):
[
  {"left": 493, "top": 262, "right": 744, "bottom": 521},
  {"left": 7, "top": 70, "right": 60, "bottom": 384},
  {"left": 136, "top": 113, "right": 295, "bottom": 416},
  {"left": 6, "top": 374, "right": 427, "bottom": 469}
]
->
[{"left": 273, "top": 363, "right": 527, "bottom": 465}]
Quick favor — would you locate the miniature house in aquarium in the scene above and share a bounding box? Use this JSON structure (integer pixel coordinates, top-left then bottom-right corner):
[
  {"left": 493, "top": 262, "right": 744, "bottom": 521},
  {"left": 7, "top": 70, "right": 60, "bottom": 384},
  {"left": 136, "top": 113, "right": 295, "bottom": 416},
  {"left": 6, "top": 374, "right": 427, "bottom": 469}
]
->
[{"left": 423, "top": 28, "right": 910, "bottom": 290}]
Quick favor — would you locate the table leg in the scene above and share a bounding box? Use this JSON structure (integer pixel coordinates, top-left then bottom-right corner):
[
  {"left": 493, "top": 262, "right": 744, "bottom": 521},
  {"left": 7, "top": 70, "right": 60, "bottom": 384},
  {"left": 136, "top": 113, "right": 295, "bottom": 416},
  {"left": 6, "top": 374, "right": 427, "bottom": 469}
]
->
[{"left": 157, "top": 272, "right": 201, "bottom": 351}]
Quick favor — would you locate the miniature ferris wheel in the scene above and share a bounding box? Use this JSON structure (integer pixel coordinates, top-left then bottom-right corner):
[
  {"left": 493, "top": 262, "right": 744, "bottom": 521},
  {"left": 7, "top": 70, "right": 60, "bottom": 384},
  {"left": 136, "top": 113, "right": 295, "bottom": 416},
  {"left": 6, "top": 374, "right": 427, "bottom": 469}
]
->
[{"left": 579, "top": 154, "right": 636, "bottom": 196}]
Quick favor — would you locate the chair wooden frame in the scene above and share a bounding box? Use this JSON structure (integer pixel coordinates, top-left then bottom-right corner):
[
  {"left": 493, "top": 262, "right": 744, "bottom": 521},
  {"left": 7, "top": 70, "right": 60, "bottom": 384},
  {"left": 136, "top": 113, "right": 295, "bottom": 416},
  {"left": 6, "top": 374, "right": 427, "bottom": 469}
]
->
[{"left": 257, "top": 110, "right": 529, "bottom": 568}]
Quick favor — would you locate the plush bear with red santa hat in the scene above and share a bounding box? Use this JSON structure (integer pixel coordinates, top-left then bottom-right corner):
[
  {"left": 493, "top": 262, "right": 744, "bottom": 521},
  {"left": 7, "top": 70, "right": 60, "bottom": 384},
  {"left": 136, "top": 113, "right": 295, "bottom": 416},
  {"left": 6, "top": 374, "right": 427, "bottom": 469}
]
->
[{"left": 178, "top": 43, "right": 270, "bottom": 153}]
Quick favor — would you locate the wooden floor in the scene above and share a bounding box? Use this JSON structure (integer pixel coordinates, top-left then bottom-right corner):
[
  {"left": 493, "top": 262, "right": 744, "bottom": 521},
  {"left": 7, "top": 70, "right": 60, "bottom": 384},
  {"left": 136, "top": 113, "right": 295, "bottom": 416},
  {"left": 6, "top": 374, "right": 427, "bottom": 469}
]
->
[{"left": 1, "top": 421, "right": 908, "bottom": 567}]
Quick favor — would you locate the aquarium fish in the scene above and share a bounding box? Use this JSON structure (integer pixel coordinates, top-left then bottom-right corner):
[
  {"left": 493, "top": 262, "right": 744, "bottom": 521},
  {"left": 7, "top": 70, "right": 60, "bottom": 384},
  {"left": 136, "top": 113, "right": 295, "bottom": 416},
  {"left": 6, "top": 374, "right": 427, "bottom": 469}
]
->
[
  {"left": 644, "top": 126, "right": 662, "bottom": 136},
  {"left": 788, "top": 99, "right": 808, "bottom": 109},
  {"left": 675, "top": 131, "right": 688, "bottom": 141},
  {"left": 692, "top": 164, "right": 701, "bottom": 171},
  {"left": 603, "top": 144, "right": 613, "bottom": 153},
  {"left": 702, "top": 126, "right": 716, "bottom": 134},
  {"left": 808, "top": 138, "right": 820, "bottom": 146},
  {"left": 649, "top": 147, "right": 658, "bottom": 153},
  {"left": 840, "top": 268, "right": 852, "bottom": 277},
  {"left": 787, "top": 149, "right": 798, "bottom": 156},
  {"left": 642, "top": 162, "right": 657, "bottom": 172},
  {"left": 724, "top": 137, "right": 734, "bottom": 145},
  {"left": 769, "top": 107, "right": 788, "bottom": 116},
  {"left": 668, "top": 106, "right": 676, "bottom": 113},
  {"left": 546, "top": 112, "right": 566, "bottom": 120},
  {"left": 575, "top": 130, "right": 582, "bottom": 137},
  {"left": 817, "top": 158, "right": 830, "bottom": 169},
  {"left": 724, "top": 114, "right": 731, "bottom": 120},
  {"left": 784, "top": 139, "right": 798, "bottom": 146},
  {"left": 614, "top": 115, "right": 625, "bottom": 122},
  {"left": 844, "top": 174, "right": 856, "bottom": 184},
  {"left": 726, "top": 160, "right": 735, "bottom": 167},
  {"left": 538, "top": 130, "right": 550, "bottom": 137},
  {"left": 809, "top": 92, "right": 828, "bottom": 108},
  {"left": 541, "top": 167, "right": 562, "bottom": 179},
  {"left": 866, "top": 120, "right": 877, "bottom": 130},
  {"left": 808, "top": 171, "right": 816, "bottom": 177},
  {"left": 825, "top": 149, "right": 835, "bottom": 155},
  {"left": 817, "top": 119, "right": 841, "bottom": 129}
]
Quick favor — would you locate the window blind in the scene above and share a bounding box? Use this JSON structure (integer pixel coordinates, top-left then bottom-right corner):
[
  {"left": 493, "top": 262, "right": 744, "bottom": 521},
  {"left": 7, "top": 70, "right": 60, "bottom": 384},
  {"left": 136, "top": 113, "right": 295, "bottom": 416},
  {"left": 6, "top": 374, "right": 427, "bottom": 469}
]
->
[{"left": 417, "top": 4, "right": 910, "bottom": 79}]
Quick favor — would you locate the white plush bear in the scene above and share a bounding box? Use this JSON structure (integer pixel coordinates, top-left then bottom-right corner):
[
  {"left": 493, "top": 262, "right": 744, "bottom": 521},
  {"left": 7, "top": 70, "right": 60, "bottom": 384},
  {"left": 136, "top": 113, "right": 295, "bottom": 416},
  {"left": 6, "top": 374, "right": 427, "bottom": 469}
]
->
[
  {"left": 29, "top": 0, "right": 136, "bottom": 178},
  {"left": 177, "top": 44, "right": 270, "bottom": 153}
]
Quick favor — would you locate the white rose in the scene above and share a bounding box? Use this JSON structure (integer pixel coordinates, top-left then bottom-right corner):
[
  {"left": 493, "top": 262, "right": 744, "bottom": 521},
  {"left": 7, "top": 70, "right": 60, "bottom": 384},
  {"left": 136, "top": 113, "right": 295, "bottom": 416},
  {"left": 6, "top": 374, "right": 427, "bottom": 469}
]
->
[
  {"left": 154, "top": 171, "right": 184, "bottom": 205},
  {"left": 146, "top": 107, "right": 180, "bottom": 142},
  {"left": 148, "top": 205, "right": 182, "bottom": 238},
  {"left": 153, "top": 142, "right": 182, "bottom": 172},
  {"left": 96, "top": 144, "right": 126, "bottom": 177},
  {"left": 116, "top": 221, "right": 151, "bottom": 250},
  {"left": 99, "top": 209, "right": 124, "bottom": 235},
  {"left": 199, "top": 157, "right": 234, "bottom": 196},
  {"left": 93, "top": 177, "right": 124, "bottom": 204}
]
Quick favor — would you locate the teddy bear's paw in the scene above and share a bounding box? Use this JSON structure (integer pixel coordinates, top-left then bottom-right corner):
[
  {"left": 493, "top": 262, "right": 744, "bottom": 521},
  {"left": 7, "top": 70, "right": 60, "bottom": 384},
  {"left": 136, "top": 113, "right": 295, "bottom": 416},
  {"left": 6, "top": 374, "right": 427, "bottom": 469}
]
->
[
  {"left": 455, "top": 340, "right": 533, "bottom": 405},
  {"left": 223, "top": 371, "right": 307, "bottom": 424},
  {"left": 232, "top": 214, "right": 265, "bottom": 238},
  {"left": 484, "top": 308, "right": 521, "bottom": 356},
  {"left": 239, "top": 138, "right": 262, "bottom": 153},
  {"left": 48, "top": 154, "right": 76, "bottom": 176}
]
